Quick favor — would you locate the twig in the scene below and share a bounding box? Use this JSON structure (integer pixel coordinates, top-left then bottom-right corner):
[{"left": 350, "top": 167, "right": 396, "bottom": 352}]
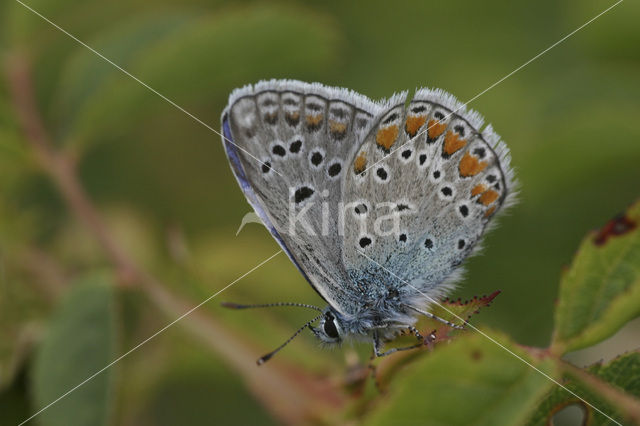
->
[
  {"left": 4, "top": 53, "right": 138, "bottom": 285},
  {"left": 5, "top": 53, "right": 342, "bottom": 425}
]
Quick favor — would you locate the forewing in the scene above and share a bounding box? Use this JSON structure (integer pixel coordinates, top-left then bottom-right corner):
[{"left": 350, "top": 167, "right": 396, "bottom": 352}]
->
[
  {"left": 341, "top": 88, "right": 516, "bottom": 300},
  {"left": 221, "top": 80, "right": 381, "bottom": 313}
]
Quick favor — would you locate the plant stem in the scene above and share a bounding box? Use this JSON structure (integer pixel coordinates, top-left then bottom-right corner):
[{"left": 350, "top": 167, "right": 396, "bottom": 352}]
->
[{"left": 5, "top": 52, "right": 342, "bottom": 425}]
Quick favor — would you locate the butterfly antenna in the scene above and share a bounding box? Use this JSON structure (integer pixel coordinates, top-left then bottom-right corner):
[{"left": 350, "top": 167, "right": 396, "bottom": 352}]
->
[
  {"left": 257, "top": 313, "right": 323, "bottom": 365},
  {"left": 221, "top": 301, "right": 323, "bottom": 313}
]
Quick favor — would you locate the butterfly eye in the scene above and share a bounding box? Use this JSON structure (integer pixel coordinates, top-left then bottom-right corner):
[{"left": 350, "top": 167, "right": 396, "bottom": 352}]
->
[{"left": 323, "top": 314, "right": 340, "bottom": 339}]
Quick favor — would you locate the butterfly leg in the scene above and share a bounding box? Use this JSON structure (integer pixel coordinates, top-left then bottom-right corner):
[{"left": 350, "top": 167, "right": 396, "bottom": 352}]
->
[
  {"left": 407, "top": 306, "right": 465, "bottom": 330},
  {"left": 373, "top": 330, "right": 423, "bottom": 358},
  {"left": 367, "top": 355, "right": 383, "bottom": 392}
]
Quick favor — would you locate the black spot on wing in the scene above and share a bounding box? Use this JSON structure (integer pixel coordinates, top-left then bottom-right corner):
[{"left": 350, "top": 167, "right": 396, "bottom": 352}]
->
[
  {"left": 473, "top": 147, "right": 486, "bottom": 159},
  {"left": 376, "top": 168, "right": 388, "bottom": 181},
  {"left": 328, "top": 162, "right": 342, "bottom": 177},
  {"left": 310, "top": 151, "right": 323, "bottom": 167},
  {"left": 359, "top": 237, "right": 372, "bottom": 248},
  {"left": 294, "top": 186, "right": 314, "bottom": 203},
  {"left": 354, "top": 204, "right": 368, "bottom": 215},
  {"left": 383, "top": 113, "right": 399, "bottom": 124},
  {"left": 289, "top": 139, "right": 302, "bottom": 153}
]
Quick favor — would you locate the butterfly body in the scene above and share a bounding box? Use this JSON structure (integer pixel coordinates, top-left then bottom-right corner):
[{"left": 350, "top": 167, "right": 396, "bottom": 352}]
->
[{"left": 221, "top": 80, "right": 515, "bottom": 357}]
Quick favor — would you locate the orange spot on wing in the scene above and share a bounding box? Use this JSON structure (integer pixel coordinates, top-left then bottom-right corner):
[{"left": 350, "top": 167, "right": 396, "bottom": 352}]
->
[
  {"left": 471, "top": 184, "right": 487, "bottom": 197},
  {"left": 427, "top": 119, "right": 447, "bottom": 140},
  {"left": 459, "top": 152, "right": 488, "bottom": 177},
  {"left": 376, "top": 125, "right": 399, "bottom": 151},
  {"left": 405, "top": 115, "right": 427, "bottom": 137},
  {"left": 353, "top": 152, "right": 367, "bottom": 174},
  {"left": 306, "top": 114, "right": 323, "bottom": 126},
  {"left": 478, "top": 190, "right": 499, "bottom": 206},
  {"left": 329, "top": 120, "right": 347, "bottom": 133},
  {"left": 443, "top": 130, "right": 467, "bottom": 156},
  {"left": 484, "top": 206, "right": 496, "bottom": 218}
]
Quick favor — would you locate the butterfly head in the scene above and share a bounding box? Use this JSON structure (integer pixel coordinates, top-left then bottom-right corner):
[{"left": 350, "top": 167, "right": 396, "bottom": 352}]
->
[{"left": 310, "top": 307, "right": 344, "bottom": 344}]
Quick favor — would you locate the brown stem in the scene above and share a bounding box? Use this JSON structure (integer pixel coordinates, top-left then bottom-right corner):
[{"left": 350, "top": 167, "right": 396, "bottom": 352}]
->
[
  {"left": 5, "top": 53, "right": 342, "bottom": 424},
  {"left": 5, "top": 53, "right": 138, "bottom": 285}
]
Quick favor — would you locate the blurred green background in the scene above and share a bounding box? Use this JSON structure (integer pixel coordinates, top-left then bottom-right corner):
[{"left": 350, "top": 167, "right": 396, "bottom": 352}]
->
[{"left": 1, "top": 0, "right": 639, "bottom": 424}]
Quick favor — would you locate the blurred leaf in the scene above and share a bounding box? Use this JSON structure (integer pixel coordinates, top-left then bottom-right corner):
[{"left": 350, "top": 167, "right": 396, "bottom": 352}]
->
[
  {"left": 366, "top": 332, "right": 556, "bottom": 426},
  {"left": 0, "top": 365, "right": 32, "bottom": 425},
  {"left": 131, "top": 332, "right": 278, "bottom": 426},
  {"left": 191, "top": 236, "right": 337, "bottom": 370},
  {"left": 4, "top": 0, "right": 88, "bottom": 46},
  {"left": 32, "top": 273, "right": 117, "bottom": 426},
  {"left": 552, "top": 200, "right": 640, "bottom": 354},
  {"left": 53, "top": 5, "right": 340, "bottom": 149},
  {"left": 526, "top": 351, "right": 640, "bottom": 425},
  {"left": 0, "top": 95, "right": 35, "bottom": 242},
  {"left": 0, "top": 321, "right": 38, "bottom": 392},
  {"left": 53, "top": 12, "right": 195, "bottom": 141},
  {"left": 0, "top": 259, "right": 51, "bottom": 392}
]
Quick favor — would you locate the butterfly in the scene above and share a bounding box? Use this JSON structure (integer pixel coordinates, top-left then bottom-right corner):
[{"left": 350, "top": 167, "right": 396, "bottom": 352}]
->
[{"left": 221, "top": 80, "right": 516, "bottom": 364}]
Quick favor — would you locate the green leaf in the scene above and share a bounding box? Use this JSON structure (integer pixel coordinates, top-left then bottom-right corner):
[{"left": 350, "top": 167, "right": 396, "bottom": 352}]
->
[
  {"left": 32, "top": 273, "right": 117, "bottom": 426},
  {"left": 53, "top": 5, "right": 340, "bottom": 149},
  {"left": 52, "top": 12, "right": 196, "bottom": 141},
  {"left": 366, "top": 332, "right": 556, "bottom": 426},
  {"left": 526, "top": 351, "right": 640, "bottom": 425},
  {"left": 552, "top": 200, "right": 640, "bottom": 354}
]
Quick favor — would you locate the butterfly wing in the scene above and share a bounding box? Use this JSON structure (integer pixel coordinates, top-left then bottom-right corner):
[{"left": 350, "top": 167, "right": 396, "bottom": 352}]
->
[
  {"left": 221, "top": 80, "right": 381, "bottom": 314},
  {"left": 341, "top": 88, "right": 516, "bottom": 302}
]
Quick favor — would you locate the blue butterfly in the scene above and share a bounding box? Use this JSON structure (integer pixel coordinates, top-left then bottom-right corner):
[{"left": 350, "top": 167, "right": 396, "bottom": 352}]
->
[{"left": 221, "top": 80, "right": 515, "bottom": 364}]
